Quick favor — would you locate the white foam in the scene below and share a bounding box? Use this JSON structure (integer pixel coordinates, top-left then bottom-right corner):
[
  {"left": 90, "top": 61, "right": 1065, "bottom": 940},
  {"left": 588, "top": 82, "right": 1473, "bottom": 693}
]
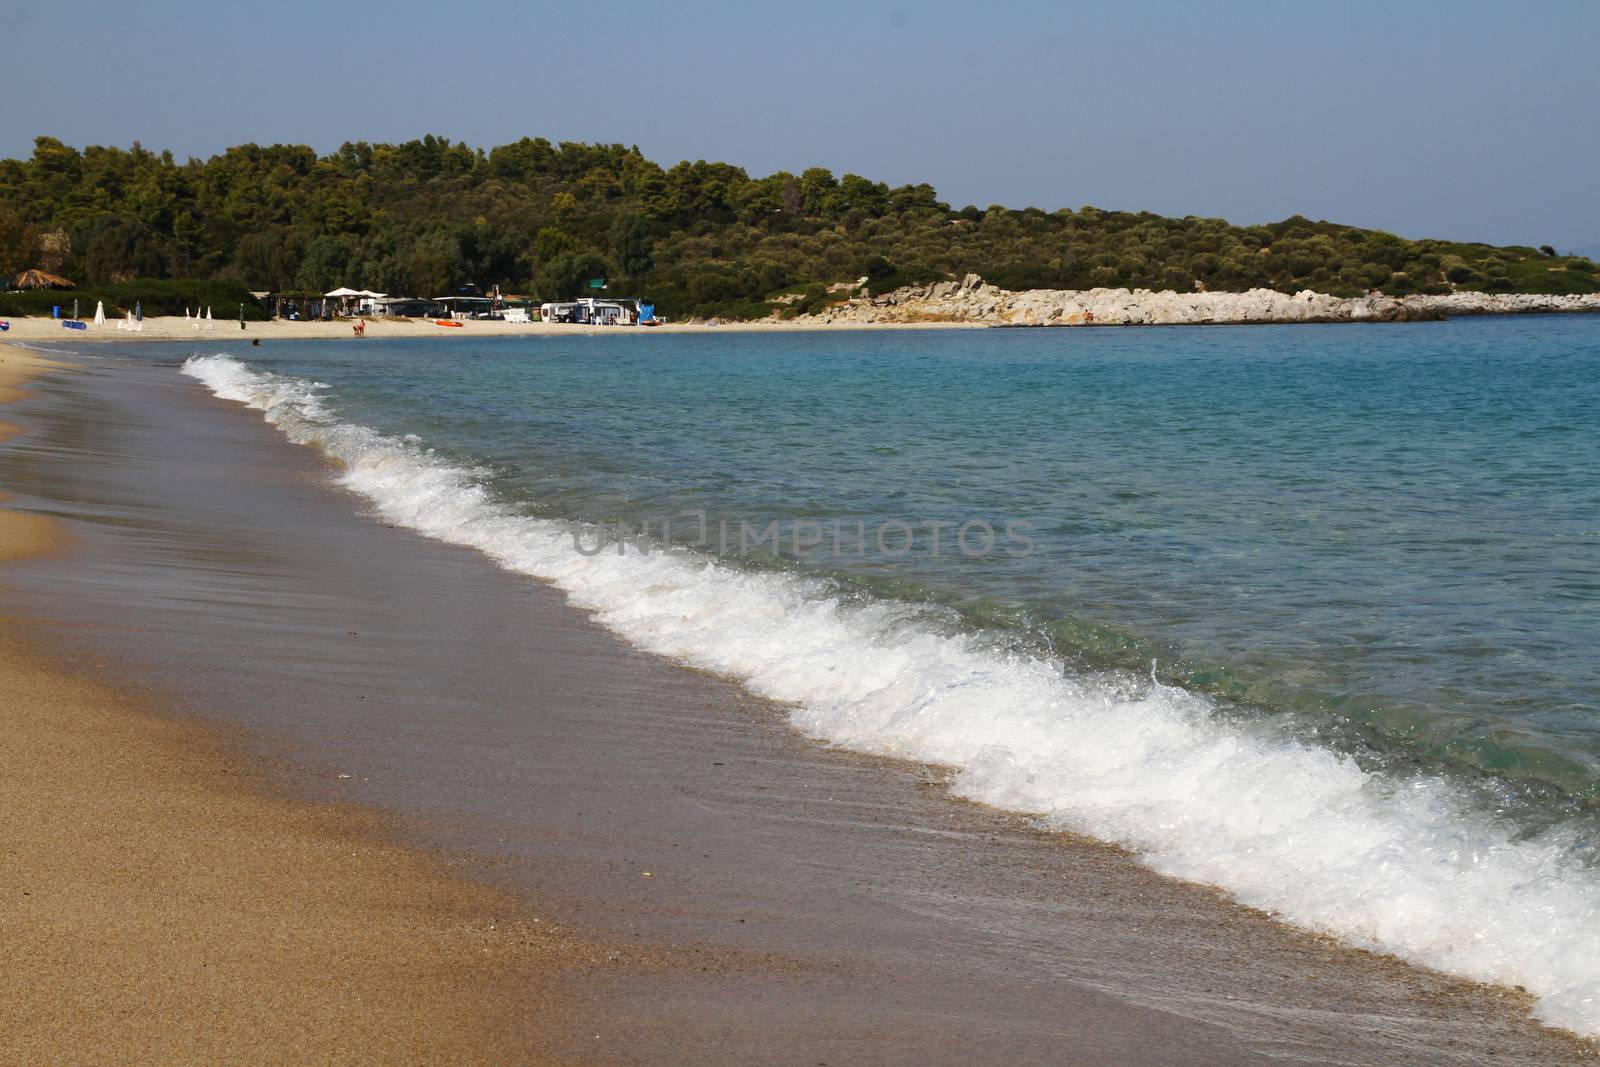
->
[{"left": 184, "top": 353, "right": 1600, "bottom": 1036}]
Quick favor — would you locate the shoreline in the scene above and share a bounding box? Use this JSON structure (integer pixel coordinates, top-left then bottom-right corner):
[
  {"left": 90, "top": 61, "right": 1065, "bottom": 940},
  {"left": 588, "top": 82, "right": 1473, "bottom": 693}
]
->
[
  {"left": 2, "top": 342, "right": 1594, "bottom": 1063},
  {"left": 0, "top": 347, "right": 68, "bottom": 563},
  {"left": 1, "top": 284, "right": 1597, "bottom": 344},
  {"left": 797, "top": 277, "right": 1600, "bottom": 327},
  {"left": 0, "top": 342, "right": 595, "bottom": 1064},
  {"left": 0, "top": 315, "right": 982, "bottom": 342},
  {"left": 0, "top": 625, "right": 592, "bottom": 1064}
]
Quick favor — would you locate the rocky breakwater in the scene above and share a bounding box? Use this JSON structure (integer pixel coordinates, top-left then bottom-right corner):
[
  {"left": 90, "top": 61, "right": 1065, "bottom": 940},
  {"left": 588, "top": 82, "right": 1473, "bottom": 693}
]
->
[
  {"left": 799, "top": 274, "right": 1600, "bottom": 326},
  {"left": 1415, "top": 291, "right": 1600, "bottom": 317}
]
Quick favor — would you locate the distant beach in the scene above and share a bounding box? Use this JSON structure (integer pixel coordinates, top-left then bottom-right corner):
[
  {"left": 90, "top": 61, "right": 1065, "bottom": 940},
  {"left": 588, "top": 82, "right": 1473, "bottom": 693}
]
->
[
  {"left": 5, "top": 284, "right": 1597, "bottom": 345},
  {"left": 0, "top": 314, "right": 977, "bottom": 343}
]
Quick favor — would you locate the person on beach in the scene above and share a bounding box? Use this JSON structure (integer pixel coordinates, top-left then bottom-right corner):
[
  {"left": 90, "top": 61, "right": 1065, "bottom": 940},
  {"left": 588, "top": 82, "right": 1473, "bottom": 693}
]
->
[{"left": 352, "top": 320, "right": 366, "bottom": 337}]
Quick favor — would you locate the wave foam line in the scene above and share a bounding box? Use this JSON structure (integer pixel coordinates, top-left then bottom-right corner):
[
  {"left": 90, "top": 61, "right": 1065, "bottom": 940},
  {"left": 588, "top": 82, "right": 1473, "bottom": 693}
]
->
[{"left": 182, "top": 353, "right": 1600, "bottom": 1036}]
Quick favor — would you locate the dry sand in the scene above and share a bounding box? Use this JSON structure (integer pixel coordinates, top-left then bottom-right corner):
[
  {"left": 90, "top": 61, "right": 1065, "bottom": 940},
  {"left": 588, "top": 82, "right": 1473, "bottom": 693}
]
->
[{"left": 0, "top": 343, "right": 587, "bottom": 1065}]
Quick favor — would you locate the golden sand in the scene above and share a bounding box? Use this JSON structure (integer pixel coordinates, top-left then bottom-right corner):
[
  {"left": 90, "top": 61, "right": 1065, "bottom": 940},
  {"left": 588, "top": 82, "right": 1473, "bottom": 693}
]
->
[
  {"left": 0, "top": 344, "right": 62, "bottom": 403},
  {"left": 0, "top": 347, "right": 66, "bottom": 561},
  {"left": 0, "top": 492, "right": 56, "bottom": 563},
  {"left": 0, "top": 344, "right": 582, "bottom": 1064}
]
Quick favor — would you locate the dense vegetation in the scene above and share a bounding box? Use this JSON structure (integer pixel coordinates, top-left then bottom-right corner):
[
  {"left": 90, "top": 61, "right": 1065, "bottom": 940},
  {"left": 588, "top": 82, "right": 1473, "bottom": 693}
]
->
[
  {"left": 2, "top": 136, "right": 1595, "bottom": 319},
  {"left": 0, "top": 277, "right": 267, "bottom": 320}
]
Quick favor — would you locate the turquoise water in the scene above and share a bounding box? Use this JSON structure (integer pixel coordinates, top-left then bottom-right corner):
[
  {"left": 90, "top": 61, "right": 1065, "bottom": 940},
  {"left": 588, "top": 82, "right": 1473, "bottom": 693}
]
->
[
  {"left": 174, "top": 318, "right": 1600, "bottom": 1030},
  {"left": 155, "top": 317, "right": 1600, "bottom": 795}
]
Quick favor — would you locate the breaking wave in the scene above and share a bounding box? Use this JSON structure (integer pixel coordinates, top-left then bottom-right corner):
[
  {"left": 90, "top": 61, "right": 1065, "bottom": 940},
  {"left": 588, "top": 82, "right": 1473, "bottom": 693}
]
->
[{"left": 183, "top": 352, "right": 1600, "bottom": 1036}]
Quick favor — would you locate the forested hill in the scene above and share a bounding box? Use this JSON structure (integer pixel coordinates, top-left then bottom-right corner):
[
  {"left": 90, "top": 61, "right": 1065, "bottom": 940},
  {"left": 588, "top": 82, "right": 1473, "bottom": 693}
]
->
[{"left": 2, "top": 135, "right": 1596, "bottom": 318}]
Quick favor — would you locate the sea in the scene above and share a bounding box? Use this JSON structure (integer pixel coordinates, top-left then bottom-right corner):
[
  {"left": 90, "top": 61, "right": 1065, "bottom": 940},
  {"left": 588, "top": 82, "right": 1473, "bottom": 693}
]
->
[{"left": 164, "top": 315, "right": 1600, "bottom": 1034}]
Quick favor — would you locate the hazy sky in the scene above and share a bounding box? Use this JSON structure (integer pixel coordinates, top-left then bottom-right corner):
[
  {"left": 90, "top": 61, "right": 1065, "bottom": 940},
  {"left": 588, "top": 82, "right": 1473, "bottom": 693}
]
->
[{"left": 5, "top": 0, "right": 1596, "bottom": 249}]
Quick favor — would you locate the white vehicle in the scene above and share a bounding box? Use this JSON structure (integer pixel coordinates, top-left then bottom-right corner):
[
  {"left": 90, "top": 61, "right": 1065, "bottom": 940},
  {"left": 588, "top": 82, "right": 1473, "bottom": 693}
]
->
[{"left": 539, "top": 297, "right": 643, "bottom": 325}]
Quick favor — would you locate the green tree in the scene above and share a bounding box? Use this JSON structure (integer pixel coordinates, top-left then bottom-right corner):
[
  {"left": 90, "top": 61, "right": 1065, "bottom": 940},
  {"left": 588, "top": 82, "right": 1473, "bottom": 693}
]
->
[
  {"left": 609, "top": 213, "right": 654, "bottom": 278},
  {"left": 535, "top": 251, "right": 610, "bottom": 300},
  {"left": 80, "top": 217, "right": 167, "bottom": 284},
  {"left": 408, "top": 232, "right": 465, "bottom": 296},
  {"left": 1, "top": 135, "right": 1595, "bottom": 316},
  {"left": 0, "top": 205, "right": 38, "bottom": 277},
  {"left": 295, "top": 235, "right": 356, "bottom": 292}
]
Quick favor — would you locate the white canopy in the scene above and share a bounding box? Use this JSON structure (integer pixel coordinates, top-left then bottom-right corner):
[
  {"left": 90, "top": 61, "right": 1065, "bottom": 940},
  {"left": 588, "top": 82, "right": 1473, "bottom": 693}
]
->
[
  {"left": 324, "top": 287, "right": 363, "bottom": 298},
  {"left": 357, "top": 290, "right": 386, "bottom": 298}
]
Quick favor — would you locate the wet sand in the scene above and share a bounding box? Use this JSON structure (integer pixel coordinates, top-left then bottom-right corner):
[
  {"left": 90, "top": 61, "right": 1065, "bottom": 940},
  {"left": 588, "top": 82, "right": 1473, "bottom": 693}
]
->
[
  {"left": 0, "top": 349, "right": 62, "bottom": 561},
  {"left": 1, "top": 345, "right": 598, "bottom": 1065},
  {"left": 1, "top": 344, "right": 1591, "bottom": 1064},
  {"left": 0, "top": 627, "right": 609, "bottom": 1064}
]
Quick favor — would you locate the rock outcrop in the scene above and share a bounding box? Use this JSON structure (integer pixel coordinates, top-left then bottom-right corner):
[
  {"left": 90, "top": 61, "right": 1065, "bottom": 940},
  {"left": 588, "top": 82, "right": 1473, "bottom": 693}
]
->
[{"left": 797, "top": 274, "right": 1600, "bottom": 327}]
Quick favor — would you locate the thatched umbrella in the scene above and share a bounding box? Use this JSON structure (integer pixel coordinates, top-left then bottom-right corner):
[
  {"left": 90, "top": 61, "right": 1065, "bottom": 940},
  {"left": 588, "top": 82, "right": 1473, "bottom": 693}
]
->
[{"left": 12, "top": 269, "right": 75, "bottom": 290}]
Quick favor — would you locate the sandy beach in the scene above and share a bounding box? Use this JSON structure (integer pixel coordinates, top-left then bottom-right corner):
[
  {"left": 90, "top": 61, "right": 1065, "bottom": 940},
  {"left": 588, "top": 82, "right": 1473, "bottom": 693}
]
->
[
  {"left": 0, "top": 314, "right": 978, "bottom": 345},
  {"left": 4, "top": 284, "right": 1593, "bottom": 346},
  {"left": 5, "top": 2, "right": 1597, "bottom": 1058},
  {"left": 0, "top": 343, "right": 599, "bottom": 1065},
  {"left": 1, "top": 339, "right": 1593, "bottom": 1064},
  {"left": 0, "top": 350, "right": 62, "bottom": 562}
]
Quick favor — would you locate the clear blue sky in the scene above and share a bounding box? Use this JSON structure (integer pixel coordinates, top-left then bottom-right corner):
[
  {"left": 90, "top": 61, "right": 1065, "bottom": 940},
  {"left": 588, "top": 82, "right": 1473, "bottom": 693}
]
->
[{"left": 5, "top": 0, "right": 1597, "bottom": 250}]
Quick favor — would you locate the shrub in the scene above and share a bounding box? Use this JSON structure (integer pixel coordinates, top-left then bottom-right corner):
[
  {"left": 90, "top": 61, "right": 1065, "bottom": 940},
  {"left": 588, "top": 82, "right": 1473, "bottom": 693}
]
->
[
  {"left": 788, "top": 282, "right": 847, "bottom": 317},
  {"left": 0, "top": 277, "right": 267, "bottom": 318}
]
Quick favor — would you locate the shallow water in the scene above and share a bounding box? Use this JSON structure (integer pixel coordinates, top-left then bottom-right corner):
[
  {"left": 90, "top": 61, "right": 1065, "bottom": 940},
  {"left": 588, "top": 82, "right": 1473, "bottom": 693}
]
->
[
  {"left": 157, "top": 320, "right": 1600, "bottom": 785},
  {"left": 147, "top": 315, "right": 1600, "bottom": 1033}
]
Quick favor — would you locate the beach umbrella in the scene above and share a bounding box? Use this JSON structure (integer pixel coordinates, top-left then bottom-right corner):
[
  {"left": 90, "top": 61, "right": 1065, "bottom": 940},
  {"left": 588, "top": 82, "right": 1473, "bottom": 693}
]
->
[
  {"left": 72, "top": 298, "right": 79, "bottom": 320},
  {"left": 11, "top": 269, "right": 74, "bottom": 290},
  {"left": 134, "top": 301, "right": 142, "bottom": 321},
  {"left": 206, "top": 306, "right": 213, "bottom": 320},
  {"left": 93, "top": 300, "right": 105, "bottom": 326},
  {"left": 184, "top": 307, "right": 191, "bottom": 321}
]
